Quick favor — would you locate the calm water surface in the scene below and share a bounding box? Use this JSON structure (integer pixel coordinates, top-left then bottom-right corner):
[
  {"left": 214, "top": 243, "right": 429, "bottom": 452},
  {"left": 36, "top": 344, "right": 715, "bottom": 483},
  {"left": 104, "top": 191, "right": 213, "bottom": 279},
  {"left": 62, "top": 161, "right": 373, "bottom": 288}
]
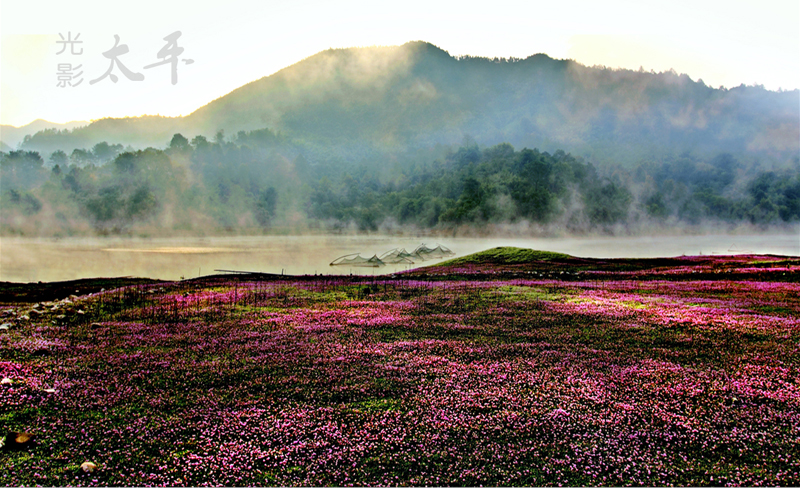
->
[{"left": 1, "top": 233, "right": 799, "bottom": 282}]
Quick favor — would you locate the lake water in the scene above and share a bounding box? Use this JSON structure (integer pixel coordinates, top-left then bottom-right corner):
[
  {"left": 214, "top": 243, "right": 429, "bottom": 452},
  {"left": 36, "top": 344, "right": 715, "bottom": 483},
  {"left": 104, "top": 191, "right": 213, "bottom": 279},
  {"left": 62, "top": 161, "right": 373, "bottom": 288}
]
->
[{"left": 1, "top": 232, "right": 799, "bottom": 283}]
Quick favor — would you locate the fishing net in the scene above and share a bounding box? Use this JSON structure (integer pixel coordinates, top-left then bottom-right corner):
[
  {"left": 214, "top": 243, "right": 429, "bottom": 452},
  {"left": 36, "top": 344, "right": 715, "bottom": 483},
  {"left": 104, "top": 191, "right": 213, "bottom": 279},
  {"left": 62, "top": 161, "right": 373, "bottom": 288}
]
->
[
  {"left": 330, "top": 244, "right": 454, "bottom": 267},
  {"left": 329, "top": 253, "right": 386, "bottom": 267}
]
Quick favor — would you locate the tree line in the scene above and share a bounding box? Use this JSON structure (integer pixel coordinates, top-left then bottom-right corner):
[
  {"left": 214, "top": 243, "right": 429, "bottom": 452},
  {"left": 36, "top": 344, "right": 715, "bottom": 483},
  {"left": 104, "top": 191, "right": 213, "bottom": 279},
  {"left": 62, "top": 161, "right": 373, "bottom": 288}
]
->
[{"left": 1, "top": 130, "right": 798, "bottom": 236}]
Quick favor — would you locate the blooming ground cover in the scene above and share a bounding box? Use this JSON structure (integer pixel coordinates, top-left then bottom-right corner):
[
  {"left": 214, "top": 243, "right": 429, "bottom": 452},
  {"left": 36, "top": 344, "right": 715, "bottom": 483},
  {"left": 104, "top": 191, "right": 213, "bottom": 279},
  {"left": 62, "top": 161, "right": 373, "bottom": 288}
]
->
[{"left": 1, "top": 253, "right": 799, "bottom": 486}]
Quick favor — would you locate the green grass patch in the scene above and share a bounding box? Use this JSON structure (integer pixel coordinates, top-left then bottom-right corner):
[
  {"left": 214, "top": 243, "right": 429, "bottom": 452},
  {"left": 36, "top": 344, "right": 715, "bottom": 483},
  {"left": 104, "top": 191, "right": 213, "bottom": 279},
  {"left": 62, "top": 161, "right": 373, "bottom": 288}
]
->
[
  {"left": 435, "top": 246, "right": 573, "bottom": 266},
  {"left": 496, "top": 285, "right": 568, "bottom": 302},
  {"left": 350, "top": 398, "right": 402, "bottom": 413},
  {"left": 750, "top": 305, "right": 798, "bottom": 316},
  {"left": 619, "top": 300, "right": 649, "bottom": 310},
  {"left": 747, "top": 258, "right": 800, "bottom": 266}
]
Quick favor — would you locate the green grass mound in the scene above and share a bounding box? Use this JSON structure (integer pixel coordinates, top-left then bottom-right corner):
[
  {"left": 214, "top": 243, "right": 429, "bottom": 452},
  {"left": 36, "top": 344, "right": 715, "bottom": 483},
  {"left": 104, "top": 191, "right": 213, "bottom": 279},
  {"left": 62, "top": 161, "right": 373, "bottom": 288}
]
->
[{"left": 437, "top": 247, "right": 574, "bottom": 267}]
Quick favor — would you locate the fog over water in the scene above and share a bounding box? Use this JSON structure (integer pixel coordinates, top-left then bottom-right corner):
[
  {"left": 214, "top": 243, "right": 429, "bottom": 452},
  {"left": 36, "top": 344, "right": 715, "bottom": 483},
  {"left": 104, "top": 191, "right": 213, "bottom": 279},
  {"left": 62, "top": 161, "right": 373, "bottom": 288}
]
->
[{"left": 1, "top": 233, "right": 799, "bottom": 283}]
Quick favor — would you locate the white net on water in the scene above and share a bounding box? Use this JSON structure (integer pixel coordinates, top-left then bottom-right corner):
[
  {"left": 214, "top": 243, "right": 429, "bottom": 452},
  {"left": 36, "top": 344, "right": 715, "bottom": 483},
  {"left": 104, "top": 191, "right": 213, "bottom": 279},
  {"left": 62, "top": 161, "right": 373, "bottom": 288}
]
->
[
  {"left": 330, "top": 244, "right": 454, "bottom": 267},
  {"left": 329, "top": 253, "right": 386, "bottom": 267}
]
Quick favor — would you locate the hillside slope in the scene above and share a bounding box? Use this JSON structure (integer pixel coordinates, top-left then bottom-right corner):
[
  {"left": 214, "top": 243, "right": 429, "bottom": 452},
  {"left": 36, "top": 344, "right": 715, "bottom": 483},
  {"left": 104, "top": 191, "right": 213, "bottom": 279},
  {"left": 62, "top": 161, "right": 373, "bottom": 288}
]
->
[{"left": 18, "top": 42, "right": 799, "bottom": 165}]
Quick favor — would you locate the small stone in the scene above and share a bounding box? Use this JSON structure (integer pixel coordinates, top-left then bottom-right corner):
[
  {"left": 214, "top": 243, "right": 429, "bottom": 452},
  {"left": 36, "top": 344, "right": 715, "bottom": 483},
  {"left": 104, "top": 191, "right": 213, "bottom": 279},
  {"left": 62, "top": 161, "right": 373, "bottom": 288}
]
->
[
  {"left": 17, "top": 315, "right": 29, "bottom": 321},
  {"left": 76, "top": 310, "right": 85, "bottom": 315},
  {"left": 80, "top": 461, "right": 97, "bottom": 473},
  {"left": 14, "top": 432, "right": 34, "bottom": 444},
  {"left": 0, "top": 323, "right": 11, "bottom": 330},
  {"left": 44, "top": 388, "right": 57, "bottom": 394},
  {"left": 2, "top": 431, "right": 36, "bottom": 451},
  {"left": 1, "top": 377, "right": 13, "bottom": 385}
]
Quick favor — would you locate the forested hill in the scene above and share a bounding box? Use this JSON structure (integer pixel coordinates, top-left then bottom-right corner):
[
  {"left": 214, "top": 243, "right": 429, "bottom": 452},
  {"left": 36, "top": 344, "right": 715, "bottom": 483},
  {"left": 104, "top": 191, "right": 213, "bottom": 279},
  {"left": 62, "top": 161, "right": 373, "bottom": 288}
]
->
[{"left": 18, "top": 41, "right": 800, "bottom": 166}]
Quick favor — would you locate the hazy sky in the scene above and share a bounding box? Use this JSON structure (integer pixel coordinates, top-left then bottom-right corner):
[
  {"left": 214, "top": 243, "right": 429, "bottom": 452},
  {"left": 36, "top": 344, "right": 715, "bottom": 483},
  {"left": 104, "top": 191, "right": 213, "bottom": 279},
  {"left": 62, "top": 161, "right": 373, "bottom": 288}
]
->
[{"left": 1, "top": 0, "right": 798, "bottom": 127}]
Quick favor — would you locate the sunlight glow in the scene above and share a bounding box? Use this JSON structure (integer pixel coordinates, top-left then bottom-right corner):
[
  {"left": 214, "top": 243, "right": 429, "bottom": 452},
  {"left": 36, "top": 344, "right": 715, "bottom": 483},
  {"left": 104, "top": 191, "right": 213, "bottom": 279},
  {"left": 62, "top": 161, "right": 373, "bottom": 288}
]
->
[{"left": 1, "top": 0, "right": 798, "bottom": 127}]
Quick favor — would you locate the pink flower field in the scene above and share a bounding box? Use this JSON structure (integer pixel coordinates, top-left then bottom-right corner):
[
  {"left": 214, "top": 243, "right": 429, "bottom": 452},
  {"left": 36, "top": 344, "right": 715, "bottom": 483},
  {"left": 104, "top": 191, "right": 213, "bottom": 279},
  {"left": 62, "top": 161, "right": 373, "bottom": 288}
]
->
[{"left": 1, "top": 251, "right": 799, "bottom": 486}]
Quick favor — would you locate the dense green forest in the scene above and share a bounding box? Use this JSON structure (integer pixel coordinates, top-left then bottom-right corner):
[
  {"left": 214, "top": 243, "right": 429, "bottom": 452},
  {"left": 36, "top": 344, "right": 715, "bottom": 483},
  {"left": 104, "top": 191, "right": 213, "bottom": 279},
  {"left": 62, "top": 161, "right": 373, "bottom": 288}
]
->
[{"left": 2, "top": 128, "right": 798, "bottom": 236}]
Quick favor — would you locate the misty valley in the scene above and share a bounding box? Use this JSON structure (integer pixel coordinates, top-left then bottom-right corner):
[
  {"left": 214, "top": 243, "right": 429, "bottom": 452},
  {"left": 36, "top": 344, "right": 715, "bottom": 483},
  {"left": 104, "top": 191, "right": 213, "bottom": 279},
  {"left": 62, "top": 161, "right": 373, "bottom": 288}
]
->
[
  {"left": 2, "top": 42, "right": 799, "bottom": 240},
  {"left": 2, "top": 132, "right": 799, "bottom": 240}
]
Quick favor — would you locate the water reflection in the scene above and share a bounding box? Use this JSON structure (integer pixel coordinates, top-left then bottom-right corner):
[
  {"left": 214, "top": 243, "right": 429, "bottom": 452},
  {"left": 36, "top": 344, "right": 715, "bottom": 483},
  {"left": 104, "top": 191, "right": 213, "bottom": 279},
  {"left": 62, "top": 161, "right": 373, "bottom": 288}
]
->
[{"left": 1, "top": 233, "right": 798, "bottom": 282}]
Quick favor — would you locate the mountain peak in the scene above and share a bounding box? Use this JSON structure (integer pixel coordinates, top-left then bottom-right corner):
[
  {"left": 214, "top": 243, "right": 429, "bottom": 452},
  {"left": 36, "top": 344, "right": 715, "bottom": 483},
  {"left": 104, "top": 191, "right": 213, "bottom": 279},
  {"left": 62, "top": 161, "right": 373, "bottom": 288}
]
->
[{"left": 17, "top": 42, "right": 799, "bottom": 163}]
